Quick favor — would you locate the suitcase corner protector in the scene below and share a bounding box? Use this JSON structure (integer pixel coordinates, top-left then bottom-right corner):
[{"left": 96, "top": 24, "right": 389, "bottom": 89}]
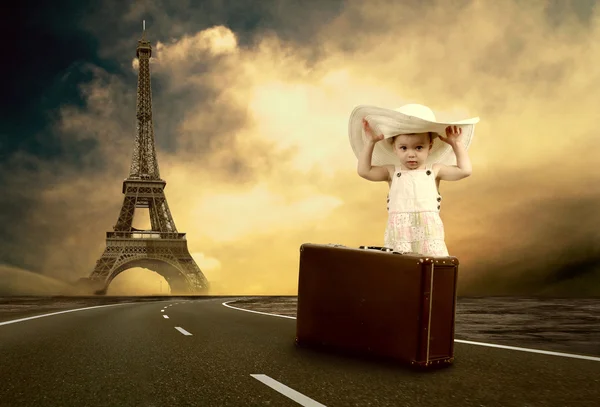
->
[
  {"left": 411, "top": 357, "right": 454, "bottom": 368},
  {"left": 299, "top": 243, "right": 312, "bottom": 252},
  {"left": 422, "top": 256, "right": 460, "bottom": 266}
]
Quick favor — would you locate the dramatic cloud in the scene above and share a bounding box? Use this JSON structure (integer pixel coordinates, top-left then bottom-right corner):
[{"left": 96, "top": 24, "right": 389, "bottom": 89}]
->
[{"left": 3, "top": 0, "right": 600, "bottom": 296}]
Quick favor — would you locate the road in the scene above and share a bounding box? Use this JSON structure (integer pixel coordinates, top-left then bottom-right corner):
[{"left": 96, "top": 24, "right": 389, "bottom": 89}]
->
[{"left": 0, "top": 297, "right": 598, "bottom": 406}]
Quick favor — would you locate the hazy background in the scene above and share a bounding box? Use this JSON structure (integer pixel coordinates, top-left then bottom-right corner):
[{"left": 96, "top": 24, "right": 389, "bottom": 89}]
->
[{"left": 1, "top": 0, "right": 599, "bottom": 296}]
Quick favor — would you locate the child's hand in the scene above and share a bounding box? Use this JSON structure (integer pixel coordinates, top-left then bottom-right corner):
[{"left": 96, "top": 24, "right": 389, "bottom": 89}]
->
[
  {"left": 439, "top": 125, "right": 462, "bottom": 146},
  {"left": 362, "top": 117, "right": 384, "bottom": 143}
]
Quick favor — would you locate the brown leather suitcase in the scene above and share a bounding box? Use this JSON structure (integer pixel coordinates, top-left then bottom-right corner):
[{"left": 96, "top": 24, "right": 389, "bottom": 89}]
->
[{"left": 295, "top": 243, "right": 459, "bottom": 368}]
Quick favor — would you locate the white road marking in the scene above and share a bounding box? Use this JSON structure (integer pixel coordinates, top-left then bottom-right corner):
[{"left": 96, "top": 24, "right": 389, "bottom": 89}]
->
[
  {"left": 175, "top": 326, "right": 192, "bottom": 336},
  {"left": 223, "top": 301, "right": 600, "bottom": 363},
  {"left": 0, "top": 303, "right": 135, "bottom": 327},
  {"left": 163, "top": 315, "right": 169, "bottom": 319},
  {"left": 161, "top": 310, "right": 164, "bottom": 312},
  {"left": 222, "top": 301, "right": 295, "bottom": 320},
  {"left": 251, "top": 374, "right": 327, "bottom": 407},
  {"left": 454, "top": 339, "right": 600, "bottom": 362}
]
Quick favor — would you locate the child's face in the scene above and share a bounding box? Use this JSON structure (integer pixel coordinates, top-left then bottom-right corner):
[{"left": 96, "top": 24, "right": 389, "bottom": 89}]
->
[{"left": 392, "top": 133, "right": 432, "bottom": 169}]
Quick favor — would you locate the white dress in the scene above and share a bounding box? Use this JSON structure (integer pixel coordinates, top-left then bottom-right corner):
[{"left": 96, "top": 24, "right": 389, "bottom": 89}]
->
[{"left": 384, "top": 164, "right": 449, "bottom": 256}]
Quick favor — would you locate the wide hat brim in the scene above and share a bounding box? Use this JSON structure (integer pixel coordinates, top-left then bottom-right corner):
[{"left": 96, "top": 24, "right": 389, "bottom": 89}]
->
[{"left": 348, "top": 105, "right": 480, "bottom": 167}]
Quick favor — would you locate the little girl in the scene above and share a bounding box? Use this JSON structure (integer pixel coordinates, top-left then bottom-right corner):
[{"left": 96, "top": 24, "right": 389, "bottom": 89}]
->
[{"left": 353, "top": 103, "right": 477, "bottom": 257}]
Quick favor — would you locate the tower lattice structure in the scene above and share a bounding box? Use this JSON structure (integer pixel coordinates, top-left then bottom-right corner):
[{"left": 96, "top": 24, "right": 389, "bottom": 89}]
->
[{"left": 82, "top": 25, "right": 209, "bottom": 295}]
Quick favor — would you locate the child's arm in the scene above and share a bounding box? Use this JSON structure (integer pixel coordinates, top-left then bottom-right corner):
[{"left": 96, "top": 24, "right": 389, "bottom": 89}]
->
[
  {"left": 357, "top": 119, "right": 392, "bottom": 182},
  {"left": 435, "top": 126, "right": 472, "bottom": 181}
]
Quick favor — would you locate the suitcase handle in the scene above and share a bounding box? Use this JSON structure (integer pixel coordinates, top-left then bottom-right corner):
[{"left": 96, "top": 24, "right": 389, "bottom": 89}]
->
[
  {"left": 359, "top": 246, "right": 413, "bottom": 255},
  {"left": 322, "top": 244, "right": 406, "bottom": 255},
  {"left": 359, "top": 246, "right": 394, "bottom": 252}
]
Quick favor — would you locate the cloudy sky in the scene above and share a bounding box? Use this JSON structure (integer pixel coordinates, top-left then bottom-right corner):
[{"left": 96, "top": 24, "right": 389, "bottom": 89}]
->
[{"left": 1, "top": 0, "right": 599, "bottom": 296}]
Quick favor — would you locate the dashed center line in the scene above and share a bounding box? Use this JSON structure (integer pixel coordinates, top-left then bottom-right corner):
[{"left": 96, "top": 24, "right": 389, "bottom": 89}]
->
[
  {"left": 161, "top": 310, "right": 164, "bottom": 312},
  {"left": 175, "top": 326, "right": 192, "bottom": 336},
  {"left": 163, "top": 315, "right": 169, "bottom": 319},
  {"left": 251, "top": 374, "right": 327, "bottom": 407}
]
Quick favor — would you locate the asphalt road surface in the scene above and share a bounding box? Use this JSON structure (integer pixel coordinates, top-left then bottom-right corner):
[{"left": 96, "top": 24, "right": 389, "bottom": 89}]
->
[{"left": 0, "top": 297, "right": 599, "bottom": 407}]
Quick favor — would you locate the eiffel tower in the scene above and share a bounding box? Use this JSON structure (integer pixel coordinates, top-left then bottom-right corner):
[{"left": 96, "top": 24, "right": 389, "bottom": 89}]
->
[{"left": 80, "top": 23, "right": 209, "bottom": 295}]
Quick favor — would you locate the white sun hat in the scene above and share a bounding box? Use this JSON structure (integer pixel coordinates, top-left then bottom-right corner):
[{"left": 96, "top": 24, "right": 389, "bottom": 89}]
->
[{"left": 348, "top": 103, "right": 480, "bottom": 166}]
